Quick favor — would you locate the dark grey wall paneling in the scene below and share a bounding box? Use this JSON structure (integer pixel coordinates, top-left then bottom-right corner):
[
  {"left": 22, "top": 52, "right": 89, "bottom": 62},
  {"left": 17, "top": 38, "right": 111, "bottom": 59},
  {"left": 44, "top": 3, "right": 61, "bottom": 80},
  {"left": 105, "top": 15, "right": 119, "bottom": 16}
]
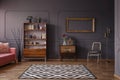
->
[{"left": 0, "top": 0, "right": 114, "bottom": 59}]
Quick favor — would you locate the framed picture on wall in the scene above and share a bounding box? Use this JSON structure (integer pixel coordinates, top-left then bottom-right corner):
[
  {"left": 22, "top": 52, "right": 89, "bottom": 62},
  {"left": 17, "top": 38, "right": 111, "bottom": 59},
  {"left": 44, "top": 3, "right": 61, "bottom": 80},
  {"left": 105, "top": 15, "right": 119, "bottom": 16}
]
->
[{"left": 66, "top": 17, "right": 95, "bottom": 32}]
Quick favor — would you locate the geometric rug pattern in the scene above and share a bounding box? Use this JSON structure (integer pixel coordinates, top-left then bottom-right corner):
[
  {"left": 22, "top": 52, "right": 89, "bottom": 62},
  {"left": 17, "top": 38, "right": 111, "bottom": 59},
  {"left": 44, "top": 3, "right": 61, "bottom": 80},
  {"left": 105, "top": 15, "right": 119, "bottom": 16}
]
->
[{"left": 19, "top": 64, "right": 96, "bottom": 79}]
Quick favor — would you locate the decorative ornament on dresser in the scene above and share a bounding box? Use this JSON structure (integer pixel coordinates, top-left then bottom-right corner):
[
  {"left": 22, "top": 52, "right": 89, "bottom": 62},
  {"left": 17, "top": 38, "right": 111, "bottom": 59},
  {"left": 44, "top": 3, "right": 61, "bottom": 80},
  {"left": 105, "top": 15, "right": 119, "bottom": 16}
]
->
[
  {"left": 62, "top": 34, "right": 67, "bottom": 45},
  {"left": 26, "top": 16, "right": 33, "bottom": 23}
]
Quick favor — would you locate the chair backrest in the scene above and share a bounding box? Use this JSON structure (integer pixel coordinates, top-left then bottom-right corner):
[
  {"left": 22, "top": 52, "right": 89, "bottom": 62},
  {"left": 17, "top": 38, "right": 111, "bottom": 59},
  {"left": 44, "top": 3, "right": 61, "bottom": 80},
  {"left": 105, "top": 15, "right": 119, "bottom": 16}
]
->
[{"left": 91, "top": 42, "right": 101, "bottom": 51}]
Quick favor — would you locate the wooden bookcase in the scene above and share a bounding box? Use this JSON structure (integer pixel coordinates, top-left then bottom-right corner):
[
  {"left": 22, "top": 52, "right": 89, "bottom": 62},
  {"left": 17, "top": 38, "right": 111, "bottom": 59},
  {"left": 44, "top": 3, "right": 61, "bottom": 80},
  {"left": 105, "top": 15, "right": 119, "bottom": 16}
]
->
[{"left": 23, "top": 22, "right": 47, "bottom": 61}]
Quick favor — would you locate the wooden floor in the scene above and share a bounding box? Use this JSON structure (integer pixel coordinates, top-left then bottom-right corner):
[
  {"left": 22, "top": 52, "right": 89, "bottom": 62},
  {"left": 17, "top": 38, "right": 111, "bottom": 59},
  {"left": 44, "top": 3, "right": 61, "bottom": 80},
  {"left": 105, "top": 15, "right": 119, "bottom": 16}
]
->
[{"left": 0, "top": 60, "right": 119, "bottom": 80}]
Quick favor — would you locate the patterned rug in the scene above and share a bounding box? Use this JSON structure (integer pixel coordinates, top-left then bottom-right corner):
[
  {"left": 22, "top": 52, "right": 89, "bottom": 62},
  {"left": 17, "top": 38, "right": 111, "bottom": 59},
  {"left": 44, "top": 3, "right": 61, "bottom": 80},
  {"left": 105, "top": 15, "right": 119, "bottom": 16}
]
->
[{"left": 19, "top": 64, "right": 96, "bottom": 79}]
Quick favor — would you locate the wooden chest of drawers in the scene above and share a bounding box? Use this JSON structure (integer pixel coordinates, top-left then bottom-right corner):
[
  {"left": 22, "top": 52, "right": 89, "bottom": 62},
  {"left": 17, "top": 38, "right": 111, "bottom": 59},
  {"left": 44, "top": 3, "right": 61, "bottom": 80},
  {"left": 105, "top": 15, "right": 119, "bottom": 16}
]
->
[{"left": 59, "top": 45, "right": 76, "bottom": 61}]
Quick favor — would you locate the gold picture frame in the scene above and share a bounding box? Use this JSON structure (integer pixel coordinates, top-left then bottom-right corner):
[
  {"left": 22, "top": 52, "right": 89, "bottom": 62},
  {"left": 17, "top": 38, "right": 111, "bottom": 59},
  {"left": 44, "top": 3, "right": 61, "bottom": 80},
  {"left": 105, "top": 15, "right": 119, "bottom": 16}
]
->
[{"left": 66, "top": 17, "right": 95, "bottom": 32}]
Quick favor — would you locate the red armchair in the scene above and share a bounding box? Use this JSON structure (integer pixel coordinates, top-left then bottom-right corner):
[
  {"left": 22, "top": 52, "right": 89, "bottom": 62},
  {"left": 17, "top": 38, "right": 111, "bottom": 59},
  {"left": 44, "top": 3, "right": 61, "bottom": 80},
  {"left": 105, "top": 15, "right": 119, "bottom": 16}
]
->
[{"left": 0, "top": 48, "right": 17, "bottom": 66}]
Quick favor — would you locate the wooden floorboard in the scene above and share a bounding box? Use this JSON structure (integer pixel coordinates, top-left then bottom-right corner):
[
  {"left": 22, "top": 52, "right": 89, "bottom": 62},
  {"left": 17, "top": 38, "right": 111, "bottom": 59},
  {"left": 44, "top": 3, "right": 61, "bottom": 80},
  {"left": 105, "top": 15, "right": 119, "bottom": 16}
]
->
[{"left": 0, "top": 60, "right": 119, "bottom": 80}]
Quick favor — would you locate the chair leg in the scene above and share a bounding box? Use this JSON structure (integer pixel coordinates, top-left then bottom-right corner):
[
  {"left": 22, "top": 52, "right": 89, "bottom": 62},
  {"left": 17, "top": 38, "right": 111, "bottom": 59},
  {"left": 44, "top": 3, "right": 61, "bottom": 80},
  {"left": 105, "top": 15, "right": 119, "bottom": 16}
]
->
[
  {"left": 87, "top": 53, "right": 89, "bottom": 62},
  {"left": 100, "top": 54, "right": 101, "bottom": 62},
  {"left": 100, "top": 54, "right": 101, "bottom": 61},
  {"left": 97, "top": 55, "right": 100, "bottom": 63},
  {"left": 15, "top": 59, "right": 18, "bottom": 63}
]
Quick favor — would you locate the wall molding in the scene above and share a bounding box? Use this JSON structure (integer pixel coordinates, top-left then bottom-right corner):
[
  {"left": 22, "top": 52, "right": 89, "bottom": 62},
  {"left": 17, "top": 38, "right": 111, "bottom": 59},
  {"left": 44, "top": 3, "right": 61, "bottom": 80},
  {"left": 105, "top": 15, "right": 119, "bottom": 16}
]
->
[
  {"left": 114, "top": 74, "right": 120, "bottom": 80},
  {"left": 4, "top": 10, "right": 50, "bottom": 40}
]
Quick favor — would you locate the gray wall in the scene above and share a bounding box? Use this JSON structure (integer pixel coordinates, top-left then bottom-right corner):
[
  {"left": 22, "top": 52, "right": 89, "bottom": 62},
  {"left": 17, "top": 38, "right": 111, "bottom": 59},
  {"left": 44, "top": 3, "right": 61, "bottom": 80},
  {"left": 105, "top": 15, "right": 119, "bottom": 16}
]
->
[
  {"left": 115, "top": 0, "right": 120, "bottom": 77},
  {"left": 0, "top": 0, "right": 114, "bottom": 59}
]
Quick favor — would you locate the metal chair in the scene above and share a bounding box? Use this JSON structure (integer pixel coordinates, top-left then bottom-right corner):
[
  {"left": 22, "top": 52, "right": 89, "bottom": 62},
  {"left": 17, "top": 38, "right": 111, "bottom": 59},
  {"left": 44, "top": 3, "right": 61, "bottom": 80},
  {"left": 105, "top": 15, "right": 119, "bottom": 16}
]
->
[{"left": 87, "top": 42, "right": 102, "bottom": 63}]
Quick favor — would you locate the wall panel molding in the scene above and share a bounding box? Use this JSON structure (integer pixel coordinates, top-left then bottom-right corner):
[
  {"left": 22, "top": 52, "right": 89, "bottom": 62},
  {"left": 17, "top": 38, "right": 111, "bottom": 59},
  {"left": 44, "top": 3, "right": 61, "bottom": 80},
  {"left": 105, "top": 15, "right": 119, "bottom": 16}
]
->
[{"left": 4, "top": 10, "right": 50, "bottom": 40}]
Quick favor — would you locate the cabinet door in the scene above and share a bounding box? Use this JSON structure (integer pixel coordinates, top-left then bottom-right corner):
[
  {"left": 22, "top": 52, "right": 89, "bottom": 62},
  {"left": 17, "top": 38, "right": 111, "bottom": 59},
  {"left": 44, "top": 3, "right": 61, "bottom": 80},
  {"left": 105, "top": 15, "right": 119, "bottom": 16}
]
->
[{"left": 23, "top": 49, "right": 46, "bottom": 58}]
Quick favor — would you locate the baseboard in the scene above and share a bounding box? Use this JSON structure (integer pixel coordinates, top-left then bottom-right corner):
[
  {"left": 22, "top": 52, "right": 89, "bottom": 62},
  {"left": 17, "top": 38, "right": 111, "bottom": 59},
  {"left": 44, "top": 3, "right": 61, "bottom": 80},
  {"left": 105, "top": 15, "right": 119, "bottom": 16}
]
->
[
  {"left": 114, "top": 74, "right": 120, "bottom": 80},
  {"left": 105, "top": 59, "right": 114, "bottom": 62},
  {"left": 47, "top": 59, "right": 60, "bottom": 61},
  {"left": 47, "top": 59, "right": 114, "bottom": 62},
  {"left": 48, "top": 59, "right": 86, "bottom": 61}
]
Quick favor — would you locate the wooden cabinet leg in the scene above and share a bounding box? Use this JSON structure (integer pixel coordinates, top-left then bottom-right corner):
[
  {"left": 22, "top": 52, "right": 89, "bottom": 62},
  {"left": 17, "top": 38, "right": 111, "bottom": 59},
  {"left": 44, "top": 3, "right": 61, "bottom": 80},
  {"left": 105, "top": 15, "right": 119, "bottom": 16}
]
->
[{"left": 61, "top": 55, "right": 63, "bottom": 61}]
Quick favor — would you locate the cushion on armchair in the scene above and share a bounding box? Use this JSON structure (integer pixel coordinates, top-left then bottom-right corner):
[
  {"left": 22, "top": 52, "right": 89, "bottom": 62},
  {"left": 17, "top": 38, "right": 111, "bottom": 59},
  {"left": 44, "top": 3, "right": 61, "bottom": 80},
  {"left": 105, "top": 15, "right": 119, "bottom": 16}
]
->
[{"left": 0, "top": 42, "right": 10, "bottom": 53}]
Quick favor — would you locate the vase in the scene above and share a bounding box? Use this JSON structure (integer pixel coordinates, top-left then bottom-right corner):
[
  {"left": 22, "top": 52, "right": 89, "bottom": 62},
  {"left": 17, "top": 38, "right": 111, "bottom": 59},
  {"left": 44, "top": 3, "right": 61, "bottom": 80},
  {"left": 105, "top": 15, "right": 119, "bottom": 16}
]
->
[{"left": 63, "top": 40, "right": 67, "bottom": 45}]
